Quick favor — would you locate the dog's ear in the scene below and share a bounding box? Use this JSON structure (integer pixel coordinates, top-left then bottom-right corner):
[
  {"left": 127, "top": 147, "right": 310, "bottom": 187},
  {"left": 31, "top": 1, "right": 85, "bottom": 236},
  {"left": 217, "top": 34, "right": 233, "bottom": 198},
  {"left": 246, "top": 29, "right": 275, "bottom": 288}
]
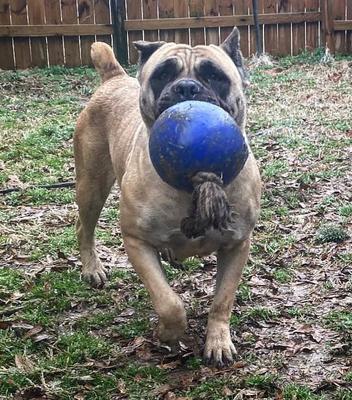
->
[
  {"left": 134, "top": 41, "right": 166, "bottom": 66},
  {"left": 220, "top": 27, "right": 249, "bottom": 88}
]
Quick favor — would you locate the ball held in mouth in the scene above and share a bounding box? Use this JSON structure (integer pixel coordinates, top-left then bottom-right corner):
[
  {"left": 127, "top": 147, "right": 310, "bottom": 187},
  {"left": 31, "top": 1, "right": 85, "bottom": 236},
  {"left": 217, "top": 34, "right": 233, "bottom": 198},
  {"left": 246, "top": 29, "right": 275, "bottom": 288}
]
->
[{"left": 149, "top": 100, "right": 249, "bottom": 192}]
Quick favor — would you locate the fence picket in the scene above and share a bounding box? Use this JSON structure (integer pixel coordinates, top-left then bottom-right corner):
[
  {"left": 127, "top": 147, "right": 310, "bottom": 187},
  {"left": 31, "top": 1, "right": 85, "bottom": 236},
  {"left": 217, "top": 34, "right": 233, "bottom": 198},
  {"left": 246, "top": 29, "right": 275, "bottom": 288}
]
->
[
  {"left": 11, "top": 0, "right": 31, "bottom": 69},
  {"left": 126, "top": 0, "right": 142, "bottom": 64},
  {"left": 78, "top": 0, "right": 94, "bottom": 65},
  {"left": 44, "top": 0, "right": 64, "bottom": 66},
  {"left": 61, "top": 0, "right": 81, "bottom": 66},
  {"left": 28, "top": 0, "right": 47, "bottom": 67},
  {"left": 0, "top": 0, "right": 14, "bottom": 69}
]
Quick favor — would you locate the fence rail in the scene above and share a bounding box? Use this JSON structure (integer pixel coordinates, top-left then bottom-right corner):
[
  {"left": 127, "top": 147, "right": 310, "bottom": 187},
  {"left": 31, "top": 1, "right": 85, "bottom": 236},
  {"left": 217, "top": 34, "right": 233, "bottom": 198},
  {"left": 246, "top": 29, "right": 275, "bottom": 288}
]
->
[{"left": 0, "top": 0, "right": 351, "bottom": 69}]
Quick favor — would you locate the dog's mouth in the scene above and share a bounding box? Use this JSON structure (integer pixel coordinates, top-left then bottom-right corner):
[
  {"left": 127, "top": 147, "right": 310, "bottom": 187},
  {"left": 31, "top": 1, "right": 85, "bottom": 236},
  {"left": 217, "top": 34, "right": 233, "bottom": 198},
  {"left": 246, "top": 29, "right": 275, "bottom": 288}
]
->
[
  {"left": 156, "top": 96, "right": 220, "bottom": 118},
  {"left": 156, "top": 96, "right": 235, "bottom": 121}
]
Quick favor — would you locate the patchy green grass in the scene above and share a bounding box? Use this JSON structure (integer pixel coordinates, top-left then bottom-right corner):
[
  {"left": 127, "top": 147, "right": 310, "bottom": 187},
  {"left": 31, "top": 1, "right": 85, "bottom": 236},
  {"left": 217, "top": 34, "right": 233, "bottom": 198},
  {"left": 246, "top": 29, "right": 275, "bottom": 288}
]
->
[
  {"left": 1, "top": 52, "right": 352, "bottom": 399},
  {"left": 315, "top": 224, "right": 349, "bottom": 244}
]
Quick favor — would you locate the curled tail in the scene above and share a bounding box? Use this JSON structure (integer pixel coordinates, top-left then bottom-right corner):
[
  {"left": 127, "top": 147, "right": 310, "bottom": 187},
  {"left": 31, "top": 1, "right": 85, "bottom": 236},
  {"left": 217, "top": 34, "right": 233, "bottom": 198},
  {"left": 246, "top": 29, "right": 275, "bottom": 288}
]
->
[
  {"left": 181, "top": 172, "right": 232, "bottom": 239},
  {"left": 91, "top": 42, "right": 127, "bottom": 82}
]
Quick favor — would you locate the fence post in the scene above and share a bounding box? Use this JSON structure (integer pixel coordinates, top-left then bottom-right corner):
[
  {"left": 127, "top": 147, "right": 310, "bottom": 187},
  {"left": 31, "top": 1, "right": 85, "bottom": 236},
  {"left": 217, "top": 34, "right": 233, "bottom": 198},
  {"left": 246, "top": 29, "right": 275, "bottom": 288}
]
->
[
  {"left": 111, "top": 0, "right": 128, "bottom": 65},
  {"left": 321, "top": 0, "right": 335, "bottom": 53}
]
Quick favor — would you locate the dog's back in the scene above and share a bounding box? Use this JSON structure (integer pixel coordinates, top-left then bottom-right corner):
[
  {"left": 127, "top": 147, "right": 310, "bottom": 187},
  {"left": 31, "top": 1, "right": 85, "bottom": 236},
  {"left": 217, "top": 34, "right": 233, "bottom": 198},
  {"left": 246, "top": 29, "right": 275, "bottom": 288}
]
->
[{"left": 75, "top": 43, "right": 145, "bottom": 183}]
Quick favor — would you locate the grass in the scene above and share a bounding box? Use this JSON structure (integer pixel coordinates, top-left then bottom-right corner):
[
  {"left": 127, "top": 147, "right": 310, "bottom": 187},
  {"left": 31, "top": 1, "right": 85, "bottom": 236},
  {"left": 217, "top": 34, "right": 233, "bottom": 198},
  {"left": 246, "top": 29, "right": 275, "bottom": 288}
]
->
[
  {"left": 1, "top": 51, "right": 352, "bottom": 398},
  {"left": 315, "top": 224, "right": 349, "bottom": 244}
]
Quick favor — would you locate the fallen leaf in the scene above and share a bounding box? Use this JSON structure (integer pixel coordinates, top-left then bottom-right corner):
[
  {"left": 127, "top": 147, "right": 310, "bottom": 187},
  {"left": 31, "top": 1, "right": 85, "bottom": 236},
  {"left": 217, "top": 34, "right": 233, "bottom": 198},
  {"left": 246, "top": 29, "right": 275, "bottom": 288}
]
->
[
  {"left": 15, "top": 354, "right": 35, "bottom": 372},
  {"left": 23, "top": 325, "right": 43, "bottom": 339}
]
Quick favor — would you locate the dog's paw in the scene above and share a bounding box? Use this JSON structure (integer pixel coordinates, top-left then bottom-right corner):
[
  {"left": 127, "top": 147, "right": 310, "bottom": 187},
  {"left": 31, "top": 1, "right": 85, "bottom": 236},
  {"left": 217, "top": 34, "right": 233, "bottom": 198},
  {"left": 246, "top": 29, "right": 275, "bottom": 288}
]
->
[
  {"left": 157, "top": 319, "right": 187, "bottom": 344},
  {"left": 203, "top": 323, "right": 237, "bottom": 368},
  {"left": 157, "top": 299, "right": 187, "bottom": 344},
  {"left": 82, "top": 259, "right": 109, "bottom": 288}
]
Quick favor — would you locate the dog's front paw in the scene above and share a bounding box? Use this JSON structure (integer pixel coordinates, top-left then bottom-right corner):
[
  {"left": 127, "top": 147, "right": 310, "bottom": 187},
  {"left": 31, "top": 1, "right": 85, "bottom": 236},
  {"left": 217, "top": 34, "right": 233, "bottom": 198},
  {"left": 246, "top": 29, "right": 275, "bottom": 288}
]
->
[
  {"left": 158, "top": 318, "right": 187, "bottom": 344},
  {"left": 81, "top": 256, "right": 109, "bottom": 288},
  {"left": 157, "top": 298, "right": 187, "bottom": 344},
  {"left": 204, "top": 322, "right": 237, "bottom": 368}
]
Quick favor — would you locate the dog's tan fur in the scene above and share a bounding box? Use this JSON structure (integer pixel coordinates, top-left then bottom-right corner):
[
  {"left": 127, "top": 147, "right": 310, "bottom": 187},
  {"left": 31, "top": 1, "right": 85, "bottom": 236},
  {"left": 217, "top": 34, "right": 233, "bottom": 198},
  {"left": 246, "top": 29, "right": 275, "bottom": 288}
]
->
[{"left": 74, "top": 31, "right": 261, "bottom": 366}]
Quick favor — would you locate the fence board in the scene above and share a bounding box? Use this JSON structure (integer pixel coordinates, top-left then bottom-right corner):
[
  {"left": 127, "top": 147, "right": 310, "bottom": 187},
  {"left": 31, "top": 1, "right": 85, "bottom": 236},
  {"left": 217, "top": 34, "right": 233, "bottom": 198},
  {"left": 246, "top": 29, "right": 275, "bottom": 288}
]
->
[
  {"left": 0, "top": 0, "right": 14, "bottom": 69},
  {"left": 62, "top": 0, "right": 81, "bottom": 66},
  {"left": 292, "top": 0, "right": 305, "bottom": 54},
  {"left": 204, "top": 0, "right": 219, "bottom": 45},
  {"left": 189, "top": 0, "right": 205, "bottom": 46},
  {"left": 126, "top": 0, "right": 142, "bottom": 64},
  {"left": 334, "top": 0, "right": 347, "bottom": 52},
  {"left": 174, "top": 0, "right": 189, "bottom": 44},
  {"left": 11, "top": 0, "right": 31, "bottom": 69},
  {"left": 44, "top": 0, "right": 64, "bottom": 66},
  {"left": 95, "top": 0, "right": 111, "bottom": 45},
  {"left": 348, "top": 0, "right": 352, "bottom": 52},
  {"left": 142, "top": 0, "right": 158, "bottom": 42},
  {"left": 78, "top": 0, "right": 94, "bottom": 65},
  {"left": 305, "top": 0, "right": 319, "bottom": 50},
  {"left": 263, "top": 0, "right": 278, "bottom": 55},
  {"left": 159, "top": 0, "right": 175, "bottom": 43},
  {"left": 235, "top": 0, "right": 250, "bottom": 57},
  {"left": 219, "top": 0, "right": 233, "bottom": 43},
  {"left": 28, "top": 0, "right": 47, "bottom": 67},
  {"left": 278, "top": 0, "right": 291, "bottom": 55}
]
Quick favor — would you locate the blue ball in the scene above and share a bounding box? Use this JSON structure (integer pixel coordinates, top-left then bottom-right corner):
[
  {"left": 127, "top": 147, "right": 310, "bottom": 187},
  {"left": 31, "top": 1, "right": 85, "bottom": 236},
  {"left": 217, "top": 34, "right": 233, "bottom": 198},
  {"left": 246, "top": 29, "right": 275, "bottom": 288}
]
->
[{"left": 149, "top": 100, "right": 248, "bottom": 193}]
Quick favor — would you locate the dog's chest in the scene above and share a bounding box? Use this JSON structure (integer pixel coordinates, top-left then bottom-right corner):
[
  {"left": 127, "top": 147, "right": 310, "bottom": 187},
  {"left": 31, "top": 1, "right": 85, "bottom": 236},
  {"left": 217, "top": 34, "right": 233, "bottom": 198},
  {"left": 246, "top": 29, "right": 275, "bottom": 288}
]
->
[{"left": 138, "top": 205, "right": 243, "bottom": 261}]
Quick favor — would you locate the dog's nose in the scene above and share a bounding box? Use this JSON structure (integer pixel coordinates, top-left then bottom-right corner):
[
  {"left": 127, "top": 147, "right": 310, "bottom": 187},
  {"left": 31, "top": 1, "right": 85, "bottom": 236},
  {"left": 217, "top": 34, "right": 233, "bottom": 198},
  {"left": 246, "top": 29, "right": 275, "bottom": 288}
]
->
[{"left": 173, "top": 79, "right": 202, "bottom": 99}]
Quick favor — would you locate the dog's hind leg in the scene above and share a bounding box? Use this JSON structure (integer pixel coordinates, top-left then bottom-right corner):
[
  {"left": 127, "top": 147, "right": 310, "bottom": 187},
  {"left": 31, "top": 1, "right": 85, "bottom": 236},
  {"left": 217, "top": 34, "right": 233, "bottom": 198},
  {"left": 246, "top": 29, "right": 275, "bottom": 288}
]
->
[
  {"left": 204, "top": 238, "right": 250, "bottom": 367},
  {"left": 123, "top": 235, "right": 187, "bottom": 344},
  {"left": 74, "top": 122, "right": 116, "bottom": 287}
]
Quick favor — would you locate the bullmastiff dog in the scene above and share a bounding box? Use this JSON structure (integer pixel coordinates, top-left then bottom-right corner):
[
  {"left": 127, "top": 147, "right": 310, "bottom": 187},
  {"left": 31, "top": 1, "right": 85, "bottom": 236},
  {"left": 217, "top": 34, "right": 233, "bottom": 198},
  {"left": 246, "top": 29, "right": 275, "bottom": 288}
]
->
[{"left": 74, "top": 27, "right": 261, "bottom": 367}]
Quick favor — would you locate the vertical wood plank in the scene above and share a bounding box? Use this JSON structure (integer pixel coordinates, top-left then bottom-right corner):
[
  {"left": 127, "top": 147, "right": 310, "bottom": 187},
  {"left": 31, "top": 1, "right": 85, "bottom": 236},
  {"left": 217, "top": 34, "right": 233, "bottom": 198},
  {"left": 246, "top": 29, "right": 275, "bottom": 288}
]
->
[
  {"left": 0, "top": 0, "right": 15, "bottom": 69},
  {"left": 305, "top": 0, "right": 319, "bottom": 51},
  {"left": 142, "top": 0, "right": 158, "bottom": 42},
  {"left": 235, "top": 0, "right": 250, "bottom": 57},
  {"left": 248, "top": 0, "right": 257, "bottom": 55},
  {"left": 291, "top": 0, "right": 305, "bottom": 55},
  {"left": 94, "top": 0, "right": 112, "bottom": 45},
  {"left": 321, "top": 0, "right": 335, "bottom": 52},
  {"left": 27, "top": 0, "right": 47, "bottom": 67},
  {"left": 347, "top": 0, "right": 352, "bottom": 53},
  {"left": 174, "top": 0, "right": 189, "bottom": 44},
  {"left": 61, "top": 0, "right": 81, "bottom": 66},
  {"left": 11, "top": 0, "right": 31, "bottom": 69},
  {"left": 218, "top": 0, "right": 233, "bottom": 43},
  {"left": 45, "top": 0, "right": 64, "bottom": 66},
  {"left": 333, "top": 0, "right": 347, "bottom": 53},
  {"left": 189, "top": 0, "right": 205, "bottom": 46},
  {"left": 262, "top": 0, "right": 278, "bottom": 55},
  {"left": 78, "top": 0, "right": 94, "bottom": 65},
  {"left": 204, "top": 0, "right": 219, "bottom": 45},
  {"left": 277, "top": 0, "right": 291, "bottom": 55},
  {"left": 126, "top": 0, "right": 142, "bottom": 63},
  {"left": 159, "top": 0, "right": 175, "bottom": 43}
]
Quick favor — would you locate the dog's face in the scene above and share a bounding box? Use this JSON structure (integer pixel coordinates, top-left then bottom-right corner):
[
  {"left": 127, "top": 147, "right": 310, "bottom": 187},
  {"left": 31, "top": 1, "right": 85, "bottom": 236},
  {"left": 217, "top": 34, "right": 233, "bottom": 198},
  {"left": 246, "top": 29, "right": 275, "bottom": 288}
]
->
[{"left": 134, "top": 28, "right": 249, "bottom": 130}]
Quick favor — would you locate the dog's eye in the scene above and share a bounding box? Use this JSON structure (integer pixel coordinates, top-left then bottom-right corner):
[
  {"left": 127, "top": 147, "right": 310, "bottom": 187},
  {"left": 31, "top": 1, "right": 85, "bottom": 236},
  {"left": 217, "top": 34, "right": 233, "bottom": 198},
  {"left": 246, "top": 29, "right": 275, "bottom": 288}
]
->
[
  {"left": 158, "top": 71, "right": 169, "bottom": 81},
  {"left": 205, "top": 72, "right": 224, "bottom": 83},
  {"left": 210, "top": 73, "right": 223, "bottom": 81}
]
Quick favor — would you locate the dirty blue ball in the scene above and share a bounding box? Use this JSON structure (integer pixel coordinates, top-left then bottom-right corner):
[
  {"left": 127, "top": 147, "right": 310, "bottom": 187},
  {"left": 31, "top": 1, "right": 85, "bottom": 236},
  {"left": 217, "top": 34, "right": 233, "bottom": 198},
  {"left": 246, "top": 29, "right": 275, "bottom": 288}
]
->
[{"left": 149, "top": 100, "right": 248, "bottom": 193}]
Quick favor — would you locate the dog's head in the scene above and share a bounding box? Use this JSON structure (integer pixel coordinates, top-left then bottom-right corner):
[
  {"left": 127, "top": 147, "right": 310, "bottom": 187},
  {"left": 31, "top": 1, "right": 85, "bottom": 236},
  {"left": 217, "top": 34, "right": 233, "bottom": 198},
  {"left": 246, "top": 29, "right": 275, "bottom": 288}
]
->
[{"left": 134, "top": 27, "right": 249, "bottom": 130}]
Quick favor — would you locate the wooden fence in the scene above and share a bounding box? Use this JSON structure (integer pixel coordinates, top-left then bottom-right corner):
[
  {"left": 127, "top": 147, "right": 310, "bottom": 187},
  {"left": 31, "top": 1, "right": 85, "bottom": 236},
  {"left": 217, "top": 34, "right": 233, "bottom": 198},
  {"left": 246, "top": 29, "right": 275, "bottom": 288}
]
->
[{"left": 0, "top": 0, "right": 351, "bottom": 69}]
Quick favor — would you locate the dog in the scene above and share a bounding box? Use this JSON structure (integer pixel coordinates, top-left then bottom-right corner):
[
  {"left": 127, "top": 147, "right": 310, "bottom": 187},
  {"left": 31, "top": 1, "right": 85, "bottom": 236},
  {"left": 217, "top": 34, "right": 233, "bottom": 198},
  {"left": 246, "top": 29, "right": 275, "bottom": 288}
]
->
[{"left": 74, "top": 27, "right": 261, "bottom": 367}]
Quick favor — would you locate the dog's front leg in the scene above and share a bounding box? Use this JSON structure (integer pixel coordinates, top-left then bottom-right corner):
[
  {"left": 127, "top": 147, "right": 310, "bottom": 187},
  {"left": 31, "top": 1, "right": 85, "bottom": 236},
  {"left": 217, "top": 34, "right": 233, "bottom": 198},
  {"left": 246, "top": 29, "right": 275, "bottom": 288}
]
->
[
  {"left": 123, "top": 235, "right": 187, "bottom": 344},
  {"left": 204, "top": 238, "right": 250, "bottom": 367}
]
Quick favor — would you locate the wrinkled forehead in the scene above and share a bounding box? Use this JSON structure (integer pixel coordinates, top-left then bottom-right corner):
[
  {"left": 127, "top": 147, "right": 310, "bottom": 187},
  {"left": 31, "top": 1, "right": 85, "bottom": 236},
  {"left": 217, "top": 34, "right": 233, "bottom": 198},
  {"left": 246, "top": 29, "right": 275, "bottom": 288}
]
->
[{"left": 140, "top": 43, "right": 241, "bottom": 83}]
